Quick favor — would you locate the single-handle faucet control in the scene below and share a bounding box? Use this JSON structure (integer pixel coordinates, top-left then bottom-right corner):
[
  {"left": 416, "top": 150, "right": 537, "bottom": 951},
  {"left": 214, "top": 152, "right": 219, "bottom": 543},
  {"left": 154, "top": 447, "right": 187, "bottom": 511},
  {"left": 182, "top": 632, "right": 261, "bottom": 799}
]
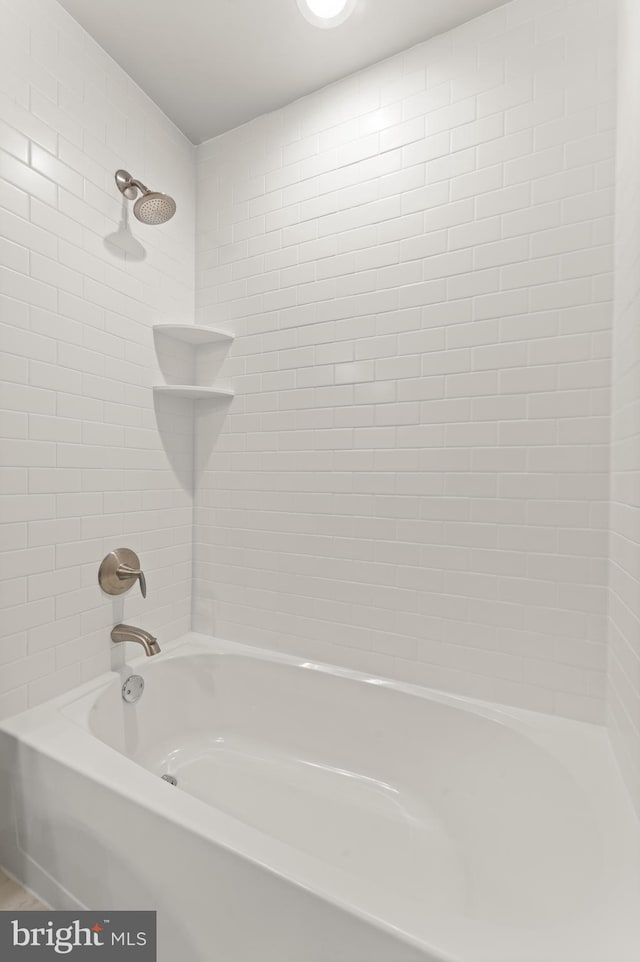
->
[
  {"left": 115, "top": 562, "right": 147, "bottom": 598},
  {"left": 99, "top": 548, "right": 147, "bottom": 598}
]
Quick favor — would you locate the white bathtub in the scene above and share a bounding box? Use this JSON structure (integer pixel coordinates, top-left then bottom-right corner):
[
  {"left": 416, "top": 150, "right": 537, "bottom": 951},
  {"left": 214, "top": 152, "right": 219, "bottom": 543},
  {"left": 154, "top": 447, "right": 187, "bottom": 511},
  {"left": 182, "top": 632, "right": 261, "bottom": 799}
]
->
[{"left": 0, "top": 633, "right": 638, "bottom": 961}]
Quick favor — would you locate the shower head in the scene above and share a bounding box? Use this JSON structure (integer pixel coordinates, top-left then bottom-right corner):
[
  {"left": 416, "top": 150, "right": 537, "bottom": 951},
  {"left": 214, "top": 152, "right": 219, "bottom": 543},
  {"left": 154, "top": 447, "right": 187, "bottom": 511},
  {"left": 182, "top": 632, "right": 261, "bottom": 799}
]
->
[
  {"left": 115, "top": 169, "right": 176, "bottom": 225},
  {"left": 133, "top": 191, "right": 177, "bottom": 225}
]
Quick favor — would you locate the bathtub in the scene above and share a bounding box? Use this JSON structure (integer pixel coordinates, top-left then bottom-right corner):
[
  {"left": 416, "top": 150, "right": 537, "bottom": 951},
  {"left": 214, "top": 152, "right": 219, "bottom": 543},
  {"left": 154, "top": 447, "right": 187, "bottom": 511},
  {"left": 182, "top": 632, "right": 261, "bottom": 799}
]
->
[{"left": 0, "top": 633, "right": 638, "bottom": 961}]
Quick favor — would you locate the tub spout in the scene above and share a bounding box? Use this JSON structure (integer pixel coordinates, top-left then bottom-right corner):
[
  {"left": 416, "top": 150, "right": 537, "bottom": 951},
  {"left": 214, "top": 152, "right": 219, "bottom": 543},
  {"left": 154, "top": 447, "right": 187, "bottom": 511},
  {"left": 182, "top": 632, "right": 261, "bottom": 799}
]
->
[{"left": 111, "top": 624, "right": 161, "bottom": 657}]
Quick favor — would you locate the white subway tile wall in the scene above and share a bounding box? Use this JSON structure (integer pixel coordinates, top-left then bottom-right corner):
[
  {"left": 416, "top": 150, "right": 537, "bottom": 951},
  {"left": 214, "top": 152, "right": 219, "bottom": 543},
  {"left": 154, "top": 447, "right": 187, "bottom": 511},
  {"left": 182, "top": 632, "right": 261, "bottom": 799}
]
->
[
  {"left": 193, "top": 0, "right": 617, "bottom": 722},
  {"left": 609, "top": 0, "right": 640, "bottom": 818},
  {"left": 0, "top": 0, "right": 196, "bottom": 717}
]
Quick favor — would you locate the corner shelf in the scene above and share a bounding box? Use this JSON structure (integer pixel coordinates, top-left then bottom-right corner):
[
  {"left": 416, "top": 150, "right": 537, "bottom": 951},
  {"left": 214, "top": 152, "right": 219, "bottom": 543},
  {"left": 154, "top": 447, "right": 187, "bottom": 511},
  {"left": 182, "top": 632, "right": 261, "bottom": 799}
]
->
[
  {"left": 153, "top": 385, "right": 234, "bottom": 400},
  {"left": 153, "top": 324, "right": 234, "bottom": 345}
]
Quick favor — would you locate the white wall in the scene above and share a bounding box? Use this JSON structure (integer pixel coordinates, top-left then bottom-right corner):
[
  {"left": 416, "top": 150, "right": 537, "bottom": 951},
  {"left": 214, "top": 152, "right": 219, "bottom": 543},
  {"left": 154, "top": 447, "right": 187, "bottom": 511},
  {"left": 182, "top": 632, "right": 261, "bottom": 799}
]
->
[
  {"left": 194, "top": 0, "right": 617, "bottom": 722},
  {"left": 0, "top": 0, "right": 629, "bottom": 739},
  {"left": 608, "top": 0, "right": 640, "bottom": 817},
  {"left": 0, "top": 0, "right": 196, "bottom": 717}
]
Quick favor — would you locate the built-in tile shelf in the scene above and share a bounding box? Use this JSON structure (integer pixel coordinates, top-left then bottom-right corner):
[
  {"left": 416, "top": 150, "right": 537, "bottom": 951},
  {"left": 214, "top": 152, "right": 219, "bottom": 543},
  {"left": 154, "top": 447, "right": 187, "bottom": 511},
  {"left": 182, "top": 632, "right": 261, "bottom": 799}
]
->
[
  {"left": 153, "top": 385, "right": 234, "bottom": 400},
  {"left": 152, "top": 325, "right": 234, "bottom": 399},
  {"left": 153, "top": 324, "right": 234, "bottom": 345}
]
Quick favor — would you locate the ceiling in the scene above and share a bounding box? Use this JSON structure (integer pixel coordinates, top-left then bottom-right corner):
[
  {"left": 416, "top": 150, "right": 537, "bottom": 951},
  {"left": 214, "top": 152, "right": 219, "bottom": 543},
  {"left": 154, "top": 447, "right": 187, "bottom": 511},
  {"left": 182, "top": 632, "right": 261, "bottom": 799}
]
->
[{"left": 57, "top": 0, "right": 509, "bottom": 144}]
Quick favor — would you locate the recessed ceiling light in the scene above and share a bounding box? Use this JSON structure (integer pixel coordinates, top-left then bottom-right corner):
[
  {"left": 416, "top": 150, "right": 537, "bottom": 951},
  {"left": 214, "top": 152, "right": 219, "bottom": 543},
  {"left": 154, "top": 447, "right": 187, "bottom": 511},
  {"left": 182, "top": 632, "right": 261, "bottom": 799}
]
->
[{"left": 297, "top": 0, "right": 358, "bottom": 29}]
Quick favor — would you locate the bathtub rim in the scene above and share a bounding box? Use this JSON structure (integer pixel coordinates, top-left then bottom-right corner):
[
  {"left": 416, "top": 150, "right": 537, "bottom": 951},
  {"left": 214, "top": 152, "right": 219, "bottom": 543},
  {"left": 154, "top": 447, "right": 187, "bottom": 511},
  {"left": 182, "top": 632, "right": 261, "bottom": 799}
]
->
[
  {"left": 47, "top": 630, "right": 618, "bottom": 738},
  {"left": 1, "top": 631, "right": 639, "bottom": 962}
]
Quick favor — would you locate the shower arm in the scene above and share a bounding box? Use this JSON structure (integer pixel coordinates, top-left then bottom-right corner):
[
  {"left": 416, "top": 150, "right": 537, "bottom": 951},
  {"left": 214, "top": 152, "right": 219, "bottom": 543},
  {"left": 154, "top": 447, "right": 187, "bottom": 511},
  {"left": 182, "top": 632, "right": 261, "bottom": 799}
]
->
[
  {"left": 115, "top": 169, "right": 150, "bottom": 199},
  {"left": 128, "top": 177, "right": 150, "bottom": 195}
]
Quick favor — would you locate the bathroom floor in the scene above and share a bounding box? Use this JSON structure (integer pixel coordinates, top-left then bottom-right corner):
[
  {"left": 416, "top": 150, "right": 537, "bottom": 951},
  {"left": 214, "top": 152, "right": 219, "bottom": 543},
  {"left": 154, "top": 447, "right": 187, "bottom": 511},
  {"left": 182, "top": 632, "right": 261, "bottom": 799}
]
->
[{"left": 0, "top": 870, "right": 46, "bottom": 911}]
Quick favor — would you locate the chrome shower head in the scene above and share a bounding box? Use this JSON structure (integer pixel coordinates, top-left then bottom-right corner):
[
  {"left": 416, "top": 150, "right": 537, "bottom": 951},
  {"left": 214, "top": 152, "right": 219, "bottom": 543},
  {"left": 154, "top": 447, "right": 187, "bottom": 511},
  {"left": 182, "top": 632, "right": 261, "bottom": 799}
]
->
[
  {"left": 115, "top": 169, "right": 176, "bottom": 225},
  {"left": 134, "top": 191, "right": 176, "bottom": 225}
]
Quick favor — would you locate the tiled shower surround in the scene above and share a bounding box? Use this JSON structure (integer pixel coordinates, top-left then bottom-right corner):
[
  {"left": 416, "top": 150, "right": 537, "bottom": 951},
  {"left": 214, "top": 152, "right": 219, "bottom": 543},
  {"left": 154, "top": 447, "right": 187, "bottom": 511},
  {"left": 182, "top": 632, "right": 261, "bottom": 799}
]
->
[
  {"left": 194, "top": 0, "right": 617, "bottom": 724},
  {"left": 609, "top": 0, "right": 640, "bottom": 818},
  {"left": 0, "top": 0, "right": 638, "bottom": 813},
  {"left": 0, "top": 0, "right": 196, "bottom": 716}
]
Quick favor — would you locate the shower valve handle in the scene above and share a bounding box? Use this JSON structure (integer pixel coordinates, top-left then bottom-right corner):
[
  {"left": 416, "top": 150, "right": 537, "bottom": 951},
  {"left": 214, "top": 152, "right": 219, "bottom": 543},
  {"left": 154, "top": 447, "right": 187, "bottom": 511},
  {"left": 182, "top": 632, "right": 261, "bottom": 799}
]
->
[
  {"left": 117, "top": 564, "right": 147, "bottom": 599},
  {"left": 98, "top": 548, "right": 148, "bottom": 599}
]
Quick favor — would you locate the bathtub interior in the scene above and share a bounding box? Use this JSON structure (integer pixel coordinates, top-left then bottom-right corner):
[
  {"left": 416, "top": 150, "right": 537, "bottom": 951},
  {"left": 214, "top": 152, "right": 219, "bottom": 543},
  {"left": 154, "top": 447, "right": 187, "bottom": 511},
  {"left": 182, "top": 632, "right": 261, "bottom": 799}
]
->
[{"left": 77, "top": 643, "right": 622, "bottom": 937}]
